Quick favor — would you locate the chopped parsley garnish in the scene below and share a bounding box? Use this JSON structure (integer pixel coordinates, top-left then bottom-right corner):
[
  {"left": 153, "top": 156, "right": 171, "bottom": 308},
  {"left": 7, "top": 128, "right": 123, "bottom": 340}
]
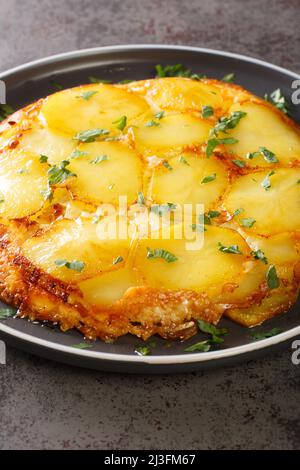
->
[
  {"left": 79, "top": 90, "right": 98, "bottom": 101},
  {"left": 70, "top": 149, "right": 88, "bottom": 159},
  {"left": 206, "top": 137, "right": 238, "bottom": 157},
  {"left": 261, "top": 170, "right": 275, "bottom": 191},
  {"left": 241, "top": 217, "right": 256, "bottom": 228},
  {"left": 48, "top": 160, "right": 76, "bottom": 186},
  {"left": 191, "top": 223, "right": 206, "bottom": 232},
  {"left": 222, "top": 72, "right": 235, "bottom": 83},
  {"left": 251, "top": 249, "right": 268, "bottom": 264},
  {"left": 135, "top": 345, "right": 151, "bottom": 356},
  {"left": 74, "top": 128, "right": 109, "bottom": 143},
  {"left": 151, "top": 203, "right": 177, "bottom": 216},
  {"left": 201, "top": 173, "right": 216, "bottom": 184},
  {"left": 266, "top": 265, "right": 280, "bottom": 289},
  {"left": 55, "top": 259, "right": 85, "bottom": 272},
  {"left": 89, "top": 154, "right": 108, "bottom": 164},
  {"left": 179, "top": 156, "right": 190, "bottom": 165},
  {"left": 259, "top": 147, "right": 278, "bottom": 163},
  {"left": 119, "top": 79, "right": 133, "bottom": 84},
  {"left": 247, "top": 147, "right": 278, "bottom": 163},
  {"left": 88, "top": 76, "right": 111, "bottom": 84},
  {"left": 155, "top": 64, "right": 204, "bottom": 79},
  {"left": 71, "top": 342, "right": 94, "bottom": 349},
  {"left": 233, "top": 207, "right": 244, "bottom": 217},
  {"left": 297, "top": 180, "right": 300, "bottom": 184},
  {"left": 154, "top": 111, "right": 165, "bottom": 120},
  {"left": 50, "top": 80, "right": 63, "bottom": 90},
  {"left": 212, "top": 111, "right": 247, "bottom": 136},
  {"left": 39, "top": 154, "right": 48, "bottom": 164},
  {"left": 208, "top": 210, "right": 220, "bottom": 218},
  {"left": 162, "top": 160, "right": 173, "bottom": 171},
  {"left": 146, "top": 120, "right": 160, "bottom": 127},
  {"left": 218, "top": 242, "right": 242, "bottom": 255},
  {"left": 113, "top": 115, "right": 127, "bottom": 131},
  {"left": 113, "top": 256, "right": 124, "bottom": 265},
  {"left": 17, "top": 167, "right": 29, "bottom": 175},
  {"left": 40, "top": 188, "right": 53, "bottom": 201},
  {"left": 137, "top": 191, "right": 146, "bottom": 205},
  {"left": 0, "top": 103, "right": 14, "bottom": 122},
  {"left": 202, "top": 105, "right": 214, "bottom": 118},
  {"left": 0, "top": 192, "right": 5, "bottom": 203},
  {"left": 0, "top": 307, "right": 16, "bottom": 320},
  {"left": 232, "top": 159, "right": 246, "bottom": 168},
  {"left": 185, "top": 340, "right": 211, "bottom": 353},
  {"left": 251, "top": 327, "right": 282, "bottom": 341},
  {"left": 146, "top": 247, "right": 178, "bottom": 263},
  {"left": 197, "top": 319, "right": 228, "bottom": 344},
  {"left": 265, "top": 88, "right": 290, "bottom": 116}
]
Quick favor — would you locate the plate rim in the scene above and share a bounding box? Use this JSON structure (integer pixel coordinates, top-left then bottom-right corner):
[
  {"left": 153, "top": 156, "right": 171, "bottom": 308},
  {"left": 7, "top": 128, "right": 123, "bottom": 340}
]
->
[{"left": 0, "top": 43, "right": 299, "bottom": 366}]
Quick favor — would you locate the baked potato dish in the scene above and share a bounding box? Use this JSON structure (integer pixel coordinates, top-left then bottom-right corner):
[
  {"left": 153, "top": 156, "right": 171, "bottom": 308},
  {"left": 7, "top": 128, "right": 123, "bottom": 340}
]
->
[{"left": 0, "top": 75, "right": 299, "bottom": 342}]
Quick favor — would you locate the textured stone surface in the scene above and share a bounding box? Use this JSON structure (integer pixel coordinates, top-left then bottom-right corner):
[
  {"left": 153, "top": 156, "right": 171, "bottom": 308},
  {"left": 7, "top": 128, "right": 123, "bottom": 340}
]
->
[{"left": 0, "top": 0, "right": 300, "bottom": 450}]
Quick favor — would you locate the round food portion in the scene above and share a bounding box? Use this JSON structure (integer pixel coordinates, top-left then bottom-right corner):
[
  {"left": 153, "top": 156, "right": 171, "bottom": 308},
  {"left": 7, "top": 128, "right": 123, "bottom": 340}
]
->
[{"left": 0, "top": 76, "right": 299, "bottom": 341}]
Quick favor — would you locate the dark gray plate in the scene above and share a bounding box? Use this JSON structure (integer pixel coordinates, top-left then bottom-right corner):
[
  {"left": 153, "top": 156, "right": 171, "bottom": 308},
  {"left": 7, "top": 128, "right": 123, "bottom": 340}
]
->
[{"left": 0, "top": 45, "right": 299, "bottom": 373}]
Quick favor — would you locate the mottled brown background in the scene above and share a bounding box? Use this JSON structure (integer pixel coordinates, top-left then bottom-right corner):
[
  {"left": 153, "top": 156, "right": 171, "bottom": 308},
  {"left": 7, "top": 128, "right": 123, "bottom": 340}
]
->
[{"left": 0, "top": 0, "right": 300, "bottom": 450}]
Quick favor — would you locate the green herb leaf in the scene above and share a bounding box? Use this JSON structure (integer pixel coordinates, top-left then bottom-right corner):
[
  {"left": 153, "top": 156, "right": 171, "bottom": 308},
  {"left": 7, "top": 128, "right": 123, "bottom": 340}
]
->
[
  {"left": 113, "top": 115, "right": 127, "bottom": 131},
  {"left": 197, "top": 319, "right": 228, "bottom": 342},
  {"left": 70, "top": 149, "right": 88, "bottom": 159},
  {"left": 265, "top": 88, "right": 290, "bottom": 116},
  {"left": 259, "top": 146, "right": 278, "bottom": 163},
  {"left": 0, "top": 103, "right": 14, "bottom": 122},
  {"left": 72, "top": 342, "right": 94, "bottom": 349},
  {"left": 55, "top": 259, "right": 85, "bottom": 272},
  {"left": 202, "top": 105, "right": 214, "bottom": 118},
  {"left": 40, "top": 188, "right": 53, "bottom": 202},
  {"left": 246, "top": 151, "right": 261, "bottom": 160},
  {"left": 74, "top": 128, "right": 109, "bottom": 143},
  {"left": 218, "top": 242, "right": 242, "bottom": 254},
  {"left": 201, "top": 173, "right": 216, "bottom": 184},
  {"left": 206, "top": 137, "right": 238, "bottom": 157},
  {"left": 251, "top": 249, "right": 268, "bottom": 264},
  {"left": 208, "top": 210, "right": 220, "bottom": 219},
  {"left": 88, "top": 76, "right": 111, "bottom": 84},
  {"left": 112, "top": 256, "right": 124, "bottom": 265},
  {"left": 155, "top": 64, "right": 204, "bottom": 79},
  {"left": 213, "top": 111, "right": 247, "bottom": 136},
  {"left": 0, "top": 307, "right": 16, "bottom": 320},
  {"left": 154, "top": 111, "right": 165, "bottom": 120},
  {"left": 119, "top": 79, "right": 133, "bottom": 84},
  {"left": 251, "top": 327, "right": 282, "bottom": 341},
  {"left": 79, "top": 91, "right": 98, "bottom": 101},
  {"left": 233, "top": 207, "right": 244, "bottom": 217},
  {"left": 222, "top": 72, "right": 235, "bottom": 83},
  {"left": 48, "top": 160, "right": 76, "bottom": 186},
  {"left": 146, "top": 247, "right": 178, "bottom": 263},
  {"left": 241, "top": 217, "right": 256, "bottom": 228},
  {"left": 261, "top": 170, "right": 275, "bottom": 191},
  {"left": 179, "top": 156, "right": 190, "bottom": 165},
  {"left": 89, "top": 154, "right": 108, "bottom": 164},
  {"left": 39, "top": 154, "right": 48, "bottom": 164},
  {"left": 146, "top": 120, "right": 160, "bottom": 127},
  {"left": 50, "top": 80, "right": 63, "bottom": 90},
  {"left": 162, "top": 160, "right": 173, "bottom": 171},
  {"left": 137, "top": 191, "right": 146, "bottom": 205},
  {"left": 266, "top": 265, "right": 280, "bottom": 289},
  {"left": 135, "top": 345, "right": 151, "bottom": 356},
  {"left": 184, "top": 340, "right": 211, "bottom": 352},
  {"left": 232, "top": 159, "right": 246, "bottom": 168}
]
